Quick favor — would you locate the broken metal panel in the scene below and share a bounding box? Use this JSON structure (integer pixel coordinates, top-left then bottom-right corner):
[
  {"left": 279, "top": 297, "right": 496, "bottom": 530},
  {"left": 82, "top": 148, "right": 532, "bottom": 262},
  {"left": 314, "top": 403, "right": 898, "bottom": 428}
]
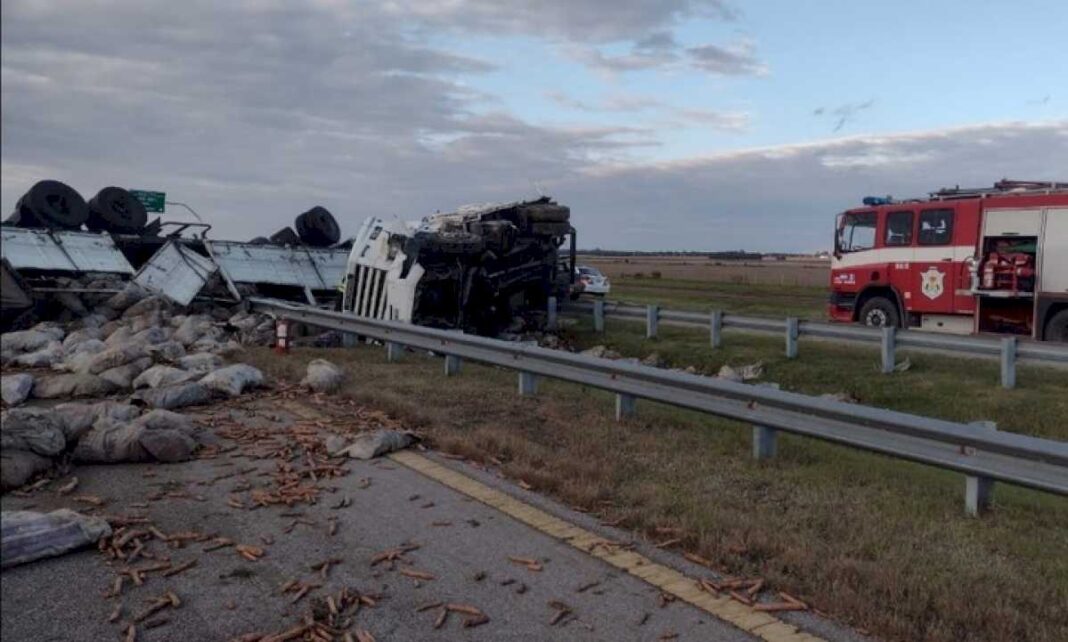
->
[
  {"left": 1, "top": 258, "right": 34, "bottom": 312},
  {"left": 133, "top": 241, "right": 217, "bottom": 306},
  {"left": 205, "top": 241, "right": 346, "bottom": 290},
  {"left": 0, "top": 227, "right": 135, "bottom": 274}
]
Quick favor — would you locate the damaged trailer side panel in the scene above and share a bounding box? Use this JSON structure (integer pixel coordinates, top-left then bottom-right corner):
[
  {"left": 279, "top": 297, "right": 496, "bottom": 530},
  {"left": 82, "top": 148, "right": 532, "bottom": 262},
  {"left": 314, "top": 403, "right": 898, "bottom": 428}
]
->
[
  {"left": 206, "top": 241, "right": 347, "bottom": 292},
  {"left": 0, "top": 227, "right": 135, "bottom": 274},
  {"left": 1, "top": 259, "right": 34, "bottom": 312},
  {"left": 133, "top": 241, "right": 218, "bottom": 306}
]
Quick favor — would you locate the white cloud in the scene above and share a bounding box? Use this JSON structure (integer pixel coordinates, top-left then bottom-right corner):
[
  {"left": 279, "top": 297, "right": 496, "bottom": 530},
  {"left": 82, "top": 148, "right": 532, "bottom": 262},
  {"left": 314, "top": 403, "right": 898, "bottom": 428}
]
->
[{"left": 1, "top": 2, "right": 1063, "bottom": 254}]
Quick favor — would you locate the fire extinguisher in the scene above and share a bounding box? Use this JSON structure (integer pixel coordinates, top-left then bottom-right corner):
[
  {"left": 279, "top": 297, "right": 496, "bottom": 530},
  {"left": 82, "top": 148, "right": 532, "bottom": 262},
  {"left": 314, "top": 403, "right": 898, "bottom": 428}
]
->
[
  {"left": 981, "top": 253, "right": 997, "bottom": 289},
  {"left": 275, "top": 318, "right": 291, "bottom": 353}
]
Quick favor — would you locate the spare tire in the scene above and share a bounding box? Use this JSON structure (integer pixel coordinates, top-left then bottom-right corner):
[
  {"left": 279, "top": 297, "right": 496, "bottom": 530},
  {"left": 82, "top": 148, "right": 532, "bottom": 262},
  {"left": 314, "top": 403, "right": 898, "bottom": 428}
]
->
[
  {"left": 416, "top": 231, "right": 484, "bottom": 255},
  {"left": 295, "top": 206, "right": 340, "bottom": 247},
  {"left": 11, "top": 180, "right": 88, "bottom": 230},
  {"left": 520, "top": 202, "right": 570, "bottom": 223},
  {"left": 248, "top": 236, "right": 270, "bottom": 245},
  {"left": 269, "top": 226, "right": 300, "bottom": 246},
  {"left": 86, "top": 187, "right": 148, "bottom": 234},
  {"left": 5, "top": 209, "right": 33, "bottom": 227}
]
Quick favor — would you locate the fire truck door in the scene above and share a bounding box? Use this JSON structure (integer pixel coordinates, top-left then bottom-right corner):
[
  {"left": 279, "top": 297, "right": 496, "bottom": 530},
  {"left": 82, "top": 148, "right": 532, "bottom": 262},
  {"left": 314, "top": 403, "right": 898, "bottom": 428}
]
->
[{"left": 908, "top": 209, "right": 960, "bottom": 314}]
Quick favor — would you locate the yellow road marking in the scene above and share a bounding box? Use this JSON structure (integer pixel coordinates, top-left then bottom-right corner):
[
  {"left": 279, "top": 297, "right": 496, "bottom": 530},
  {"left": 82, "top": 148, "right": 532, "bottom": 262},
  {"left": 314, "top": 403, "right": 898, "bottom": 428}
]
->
[{"left": 391, "top": 451, "right": 826, "bottom": 642}]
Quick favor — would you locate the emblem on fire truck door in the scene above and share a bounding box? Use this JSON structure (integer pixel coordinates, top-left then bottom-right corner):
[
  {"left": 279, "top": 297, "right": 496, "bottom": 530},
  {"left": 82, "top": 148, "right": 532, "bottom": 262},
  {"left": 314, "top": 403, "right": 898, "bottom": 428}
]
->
[{"left": 920, "top": 267, "right": 945, "bottom": 300}]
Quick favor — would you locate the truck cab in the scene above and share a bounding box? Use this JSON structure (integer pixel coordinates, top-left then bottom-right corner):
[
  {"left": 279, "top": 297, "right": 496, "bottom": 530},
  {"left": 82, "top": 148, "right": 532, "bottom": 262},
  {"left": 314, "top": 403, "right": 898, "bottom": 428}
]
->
[{"left": 340, "top": 197, "right": 576, "bottom": 335}]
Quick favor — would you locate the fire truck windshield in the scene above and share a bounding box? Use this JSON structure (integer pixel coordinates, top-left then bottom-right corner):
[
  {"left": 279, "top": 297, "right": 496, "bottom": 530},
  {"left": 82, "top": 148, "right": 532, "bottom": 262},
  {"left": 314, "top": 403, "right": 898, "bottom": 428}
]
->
[{"left": 837, "top": 211, "right": 876, "bottom": 253}]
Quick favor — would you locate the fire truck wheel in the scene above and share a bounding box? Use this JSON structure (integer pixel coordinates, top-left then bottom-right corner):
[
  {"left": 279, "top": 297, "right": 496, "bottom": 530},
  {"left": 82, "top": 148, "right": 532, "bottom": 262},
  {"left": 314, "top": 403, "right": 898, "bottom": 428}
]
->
[
  {"left": 1045, "top": 309, "right": 1068, "bottom": 342},
  {"left": 858, "top": 297, "right": 899, "bottom": 328}
]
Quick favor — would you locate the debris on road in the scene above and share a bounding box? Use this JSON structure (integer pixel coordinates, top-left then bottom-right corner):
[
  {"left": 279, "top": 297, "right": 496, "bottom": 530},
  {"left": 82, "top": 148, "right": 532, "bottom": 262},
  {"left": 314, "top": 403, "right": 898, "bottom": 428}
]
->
[
  {"left": 199, "top": 364, "right": 265, "bottom": 397},
  {"left": 1, "top": 373, "right": 34, "bottom": 406},
  {"left": 327, "top": 429, "right": 418, "bottom": 460},
  {"left": 576, "top": 580, "right": 601, "bottom": 593},
  {"left": 717, "top": 361, "right": 764, "bottom": 382},
  {"left": 398, "top": 568, "right": 436, "bottom": 581},
  {"left": 581, "top": 345, "right": 623, "bottom": 360},
  {"left": 548, "top": 599, "right": 573, "bottom": 625},
  {"left": 508, "top": 555, "right": 544, "bottom": 572},
  {"left": 370, "top": 542, "right": 420, "bottom": 568},
  {"left": 819, "top": 391, "right": 859, "bottom": 404},
  {"left": 301, "top": 359, "right": 344, "bottom": 393},
  {"left": 0, "top": 508, "right": 112, "bottom": 569}
]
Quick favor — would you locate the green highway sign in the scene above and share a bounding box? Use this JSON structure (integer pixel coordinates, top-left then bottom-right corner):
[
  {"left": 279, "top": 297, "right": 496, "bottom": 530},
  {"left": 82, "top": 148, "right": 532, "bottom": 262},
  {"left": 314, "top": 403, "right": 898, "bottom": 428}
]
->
[{"left": 129, "top": 189, "right": 166, "bottom": 213}]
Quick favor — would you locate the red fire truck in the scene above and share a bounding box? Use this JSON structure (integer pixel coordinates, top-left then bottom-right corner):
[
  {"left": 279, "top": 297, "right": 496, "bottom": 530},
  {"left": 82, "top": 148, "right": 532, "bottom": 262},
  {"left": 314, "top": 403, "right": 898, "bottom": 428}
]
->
[{"left": 828, "top": 180, "right": 1068, "bottom": 342}]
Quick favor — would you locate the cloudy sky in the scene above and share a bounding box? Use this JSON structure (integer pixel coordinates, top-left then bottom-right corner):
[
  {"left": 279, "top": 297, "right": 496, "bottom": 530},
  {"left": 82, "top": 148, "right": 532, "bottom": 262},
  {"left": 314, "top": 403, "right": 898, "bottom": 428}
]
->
[{"left": 2, "top": 1, "right": 1065, "bottom": 251}]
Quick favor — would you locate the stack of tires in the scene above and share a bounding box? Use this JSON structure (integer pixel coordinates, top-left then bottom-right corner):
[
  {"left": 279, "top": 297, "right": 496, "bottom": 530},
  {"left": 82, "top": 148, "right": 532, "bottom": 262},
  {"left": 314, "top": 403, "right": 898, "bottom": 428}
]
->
[
  {"left": 7, "top": 179, "right": 344, "bottom": 247},
  {"left": 6, "top": 181, "right": 147, "bottom": 235}
]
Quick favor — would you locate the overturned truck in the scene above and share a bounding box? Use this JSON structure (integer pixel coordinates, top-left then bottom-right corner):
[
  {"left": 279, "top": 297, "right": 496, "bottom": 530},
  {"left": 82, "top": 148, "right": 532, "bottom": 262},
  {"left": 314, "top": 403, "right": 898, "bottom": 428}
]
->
[
  {"left": 1, "top": 180, "right": 350, "bottom": 332},
  {"left": 342, "top": 197, "right": 575, "bottom": 335}
]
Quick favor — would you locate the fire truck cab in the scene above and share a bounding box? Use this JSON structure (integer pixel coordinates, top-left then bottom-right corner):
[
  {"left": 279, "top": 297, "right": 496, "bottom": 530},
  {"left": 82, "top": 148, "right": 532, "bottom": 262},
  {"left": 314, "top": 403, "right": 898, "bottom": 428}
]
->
[{"left": 828, "top": 180, "right": 1068, "bottom": 342}]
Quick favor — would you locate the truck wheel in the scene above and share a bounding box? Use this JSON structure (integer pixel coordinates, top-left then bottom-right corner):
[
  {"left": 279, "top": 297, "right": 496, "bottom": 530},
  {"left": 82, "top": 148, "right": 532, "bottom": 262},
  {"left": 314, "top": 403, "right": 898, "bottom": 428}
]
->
[
  {"left": 269, "top": 226, "right": 300, "bottom": 246},
  {"left": 1045, "top": 309, "right": 1068, "bottom": 342},
  {"left": 86, "top": 187, "right": 147, "bottom": 233},
  {"left": 295, "top": 206, "right": 340, "bottom": 247},
  {"left": 858, "top": 297, "right": 899, "bottom": 328},
  {"left": 521, "top": 203, "right": 570, "bottom": 222},
  {"left": 13, "top": 180, "right": 88, "bottom": 230}
]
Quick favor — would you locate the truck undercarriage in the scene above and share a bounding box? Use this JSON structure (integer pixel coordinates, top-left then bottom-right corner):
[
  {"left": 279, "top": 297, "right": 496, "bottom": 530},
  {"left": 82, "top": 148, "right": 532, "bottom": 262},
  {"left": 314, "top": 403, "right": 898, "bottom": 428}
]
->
[{"left": 342, "top": 197, "right": 575, "bottom": 335}]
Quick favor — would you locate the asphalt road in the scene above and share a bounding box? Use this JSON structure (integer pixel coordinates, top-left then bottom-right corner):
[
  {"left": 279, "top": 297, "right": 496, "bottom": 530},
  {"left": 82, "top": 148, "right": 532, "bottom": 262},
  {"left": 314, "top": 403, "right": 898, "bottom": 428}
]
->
[{"left": 1, "top": 401, "right": 862, "bottom": 642}]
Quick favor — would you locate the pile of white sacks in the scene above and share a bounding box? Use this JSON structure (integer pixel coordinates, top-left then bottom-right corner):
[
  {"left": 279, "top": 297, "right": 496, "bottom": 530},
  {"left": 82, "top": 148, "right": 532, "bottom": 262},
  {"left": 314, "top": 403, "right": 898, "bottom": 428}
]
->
[{"left": 0, "top": 283, "right": 273, "bottom": 490}]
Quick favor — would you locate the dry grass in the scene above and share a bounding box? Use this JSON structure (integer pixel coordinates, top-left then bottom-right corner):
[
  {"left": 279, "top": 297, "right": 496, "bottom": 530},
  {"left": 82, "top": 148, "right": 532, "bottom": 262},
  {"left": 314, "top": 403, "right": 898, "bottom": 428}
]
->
[
  {"left": 575, "top": 255, "right": 830, "bottom": 318},
  {"left": 246, "top": 344, "right": 1068, "bottom": 642},
  {"left": 580, "top": 255, "right": 829, "bottom": 287}
]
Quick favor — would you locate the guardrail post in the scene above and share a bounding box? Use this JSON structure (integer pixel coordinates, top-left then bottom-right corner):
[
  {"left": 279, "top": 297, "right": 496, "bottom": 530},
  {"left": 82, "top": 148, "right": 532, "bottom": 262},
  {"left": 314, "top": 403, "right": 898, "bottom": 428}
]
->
[
  {"left": 547, "top": 296, "right": 558, "bottom": 331},
  {"left": 880, "top": 326, "right": 896, "bottom": 374},
  {"left": 593, "top": 299, "right": 605, "bottom": 333},
  {"left": 965, "top": 420, "right": 997, "bottom": 517},
  {"left": 386, "top": 341, "right": 403, "bottom": 362},
  {"left": 615, "top": 393, "right": 636, "bottom": 420},
  {"left": 785, "top": 317, "right": 799, "bottom": 359},
  {"left": 752, "top": 425, "right": 777, "bottom": 460},
  {"left": 646, "top": 304, "right": 659, "bottom": 339},
  {"left": 1000, "top": 337, "right": 1017, "bottom": 390},
  {"left": 444, "top": 354, "right": 462, "bottom": 376},
  {"left": 710, "top": 310, "right": 723, "bottom": 349},
  {"left": 518, "top": 371, "right": 539, "bottom": 396}
]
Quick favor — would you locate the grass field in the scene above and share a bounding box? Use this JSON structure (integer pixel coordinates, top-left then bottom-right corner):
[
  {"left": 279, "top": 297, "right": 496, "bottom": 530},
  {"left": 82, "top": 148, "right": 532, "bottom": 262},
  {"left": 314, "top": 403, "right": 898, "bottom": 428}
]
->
[
  {"left": 594, "top": 277, "right": 829, "bottom": 318},
  {"left": 578, "top": 255, "right": 830, "bottom": 318},
  {"left": 580, "top": 255, "right": 830, "bottom": 287},
  {"left": 248, "top": 335, "right": 1068, "bottom": 642}
]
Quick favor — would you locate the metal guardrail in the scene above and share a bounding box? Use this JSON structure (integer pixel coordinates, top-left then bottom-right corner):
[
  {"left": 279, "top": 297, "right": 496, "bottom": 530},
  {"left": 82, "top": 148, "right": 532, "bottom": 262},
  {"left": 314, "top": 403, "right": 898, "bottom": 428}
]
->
[
  {"left": 563, "top": 299, "right": 1068, "bottom": 389},
  {"left": 250, "top": 297, "right": 1068, "bottom": 516}
]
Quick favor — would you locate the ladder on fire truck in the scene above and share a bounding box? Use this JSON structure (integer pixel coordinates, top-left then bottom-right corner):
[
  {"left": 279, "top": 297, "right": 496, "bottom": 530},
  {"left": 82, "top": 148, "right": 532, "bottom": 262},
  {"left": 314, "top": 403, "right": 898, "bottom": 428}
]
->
[{"left": 931, "top": 179, "right": 1068, "bottom": 200}]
